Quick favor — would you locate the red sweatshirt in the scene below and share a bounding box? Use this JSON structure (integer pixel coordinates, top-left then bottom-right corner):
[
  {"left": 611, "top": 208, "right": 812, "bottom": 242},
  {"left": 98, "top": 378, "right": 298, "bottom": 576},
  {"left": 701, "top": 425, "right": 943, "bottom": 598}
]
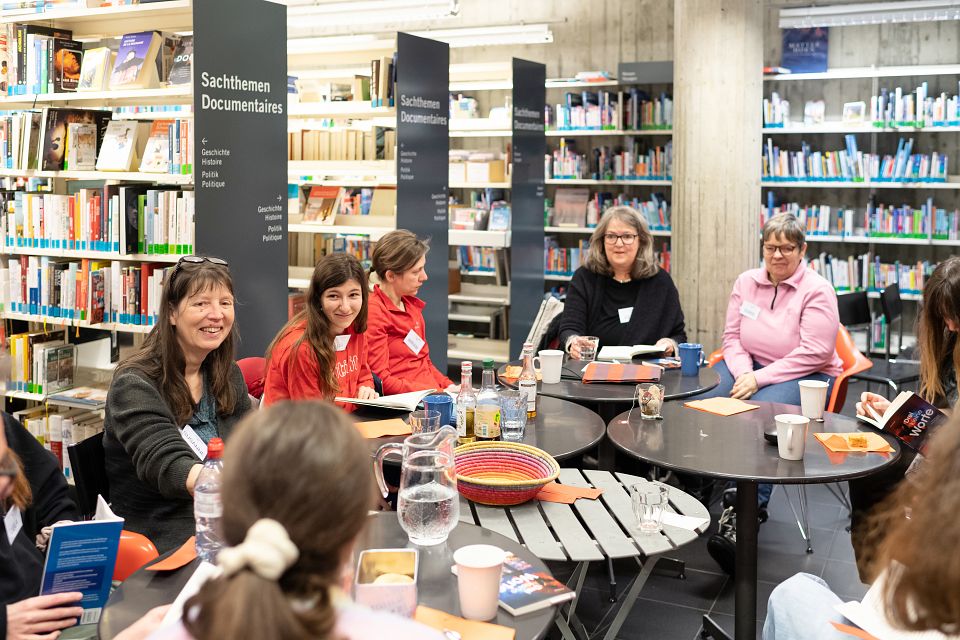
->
[
  {"left": 263, "top": 322, "right": 373, "bottom": 413},
  {"left": 366, "top": 285, "right": 453, "bottom": 395}
]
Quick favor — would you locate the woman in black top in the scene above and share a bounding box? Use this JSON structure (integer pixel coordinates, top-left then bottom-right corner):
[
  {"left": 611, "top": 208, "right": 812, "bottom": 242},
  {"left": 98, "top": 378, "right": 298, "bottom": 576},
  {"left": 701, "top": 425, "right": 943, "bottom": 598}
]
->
[{"left": 559, "top": 205, "right": 687, "bottom": 357}]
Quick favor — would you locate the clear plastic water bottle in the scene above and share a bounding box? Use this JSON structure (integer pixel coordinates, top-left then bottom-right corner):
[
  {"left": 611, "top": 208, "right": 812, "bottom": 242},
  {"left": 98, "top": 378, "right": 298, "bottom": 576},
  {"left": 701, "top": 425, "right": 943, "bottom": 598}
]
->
[{"left": 194, "top": 437, "right": 224, "bottom": 562}]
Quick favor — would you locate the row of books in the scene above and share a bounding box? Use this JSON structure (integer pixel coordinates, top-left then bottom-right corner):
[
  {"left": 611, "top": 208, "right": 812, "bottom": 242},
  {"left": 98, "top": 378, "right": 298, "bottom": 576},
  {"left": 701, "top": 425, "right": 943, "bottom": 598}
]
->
[
  {"left": 295, "top": 185, "right": 395, "bottom": 223},
  {"left": 449, "top": 202, "right": 510, "bottom": 231},
  {"left": 544, "top": 90, "right": 673, "bottom": 131},
  {"left": 2, "top": 187, "right": 195, "bottom": 254},
  {"left": 544, "top": 237, "right": 590, "bottom": 275},
  {"left": 2, "top": 1, "right": 154, "bottom": 14},
  {"left": 1, "top": 257, "right": 172, "bottom": 326},
  {"left": 546, "top": 139, "right": 673, "bottom": 180},
  {"left": 870, "top": 82, "right": 960, "bottom": 128},
  {"left": 762, "top": 92, "right": 790, "bottom": 127},
  {"left": 761, "top": 198, "right": 960, "bottom": 240},
  {"left": 762, "top": 136, "right": 949, "bottom": 182},
  {"left": 288, "top": 234, "right": 373, "bottom": 270},
  {"left": 805, "top": 253, "right": 933, "bottom": 295},
  {"left": 548, "top": 188, "right": 670, "bottom": 231},
  {"left": 458, "top": 246, "right": 498, "bottom": 272},
  {"left": 288, "top": 126, "right": 396, "bottom": 163},
  {"left": 12, "top": 403, "right": 106, "bottom": 481},
  {"left": 8, "top": 331, "right": 75, "bottom": 394}
]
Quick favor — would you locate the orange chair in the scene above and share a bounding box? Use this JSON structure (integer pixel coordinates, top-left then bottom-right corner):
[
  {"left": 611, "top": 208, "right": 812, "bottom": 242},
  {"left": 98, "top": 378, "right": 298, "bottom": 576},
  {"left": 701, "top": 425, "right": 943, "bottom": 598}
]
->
[
  {"left": 113, "top": 530, "right": 159, "bottom": 581},
  {"left": 704, "top": 325, "right": 872, "bottom": 413}
]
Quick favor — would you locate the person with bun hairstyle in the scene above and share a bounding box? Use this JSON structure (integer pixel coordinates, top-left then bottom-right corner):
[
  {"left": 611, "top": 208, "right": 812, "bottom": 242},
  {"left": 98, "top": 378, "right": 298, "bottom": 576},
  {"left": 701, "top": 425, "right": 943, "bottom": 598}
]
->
[
  {"left": 151, "top": 401, "right": 445, "bottom": 640},
  {"left": 366, "top": 230, "right": 455, "bottom": 395},
  {"left": 263, "top": 253, "right": 377, "bottom": 412}
]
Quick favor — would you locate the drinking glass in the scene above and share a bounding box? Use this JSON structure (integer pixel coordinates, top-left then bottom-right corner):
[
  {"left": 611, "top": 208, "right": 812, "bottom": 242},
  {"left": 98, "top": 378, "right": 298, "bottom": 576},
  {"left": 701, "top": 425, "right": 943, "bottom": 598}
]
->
[
  {"left": 630, "top": 482, "right": 669, "bottom": 534},
  {"left": 499, "top": 390, "right": 527, "bottom": 442},
  {"left": 579, "top": 336, "right": 600, "bottom": 361},
  {"left": 637, "top": 383, "right": 665, "bottom": 420},
  {"left": 409, "top": 410, "right": 440, "bottom": 434}
]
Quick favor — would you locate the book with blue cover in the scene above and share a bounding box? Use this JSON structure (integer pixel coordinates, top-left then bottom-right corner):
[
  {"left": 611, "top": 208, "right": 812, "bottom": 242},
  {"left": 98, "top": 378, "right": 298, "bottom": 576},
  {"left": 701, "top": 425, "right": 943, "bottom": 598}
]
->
[{"left": 781, "top": 27, "right": 829, "bottom": 73}]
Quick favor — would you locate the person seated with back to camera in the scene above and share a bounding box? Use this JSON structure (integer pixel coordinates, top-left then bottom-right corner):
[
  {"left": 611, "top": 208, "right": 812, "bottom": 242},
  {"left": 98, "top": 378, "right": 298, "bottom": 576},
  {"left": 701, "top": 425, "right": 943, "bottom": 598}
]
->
[
  {"left": 365, "top": 230, "right": 456, "bottom": 395},
  {"left": 701, "top": 212, "right": 842, "bottom": 576},
  {"left": 103, "top": 256, "right": 251, "bottom": 554},
  {"left": 149, "top": 401, "right": 446, "bottom": 640},
  {"left": 762, "top": 414, "right": 960, "bottom": 640},
  {"left": 262, "top": 253, "right": 378, "bottom": 411},
  {"left": 559, "top": 205, "right": 687, "bottom": 359}
]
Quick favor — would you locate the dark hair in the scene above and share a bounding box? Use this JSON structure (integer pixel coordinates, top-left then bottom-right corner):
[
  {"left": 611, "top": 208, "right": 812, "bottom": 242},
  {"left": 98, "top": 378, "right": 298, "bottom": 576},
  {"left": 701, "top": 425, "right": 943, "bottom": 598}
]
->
[
  {"left": 369, "top": 229, "right": 429, "bottom": 282},
  {"left": 918, "top": 256, "right": 960, "bottom": 403},
  {"left": 184, "top": 401, "right": 375, "bottom": 640},
  {"left": 117, "top": 259, "right": 238, "bottom": 424},
  {"left": 266, "top": 253, "right": 368, "bottom": 398}
]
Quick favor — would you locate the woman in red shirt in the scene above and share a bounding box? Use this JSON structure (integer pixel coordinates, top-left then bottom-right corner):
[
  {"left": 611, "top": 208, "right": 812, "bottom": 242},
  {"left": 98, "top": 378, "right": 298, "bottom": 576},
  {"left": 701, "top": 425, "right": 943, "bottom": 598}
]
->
[
  {"left": 263, "top": 253, "right": 377, "bottom": 412},
  {"left": 366, "top": 230, "right": 455, "bottom": 395}
]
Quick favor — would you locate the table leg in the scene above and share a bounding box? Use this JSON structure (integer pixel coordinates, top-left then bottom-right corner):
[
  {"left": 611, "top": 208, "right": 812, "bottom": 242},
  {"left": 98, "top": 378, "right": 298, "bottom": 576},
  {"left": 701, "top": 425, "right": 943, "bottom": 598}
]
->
[
  {"left": 598, "top": 404, "right": 622, "bottom": 471},
  {"left": 735, "top": 481, "right": 759, "bottom": 640},
  {"left": 599, "top": 556, "right": 656, "bottom": 640}
]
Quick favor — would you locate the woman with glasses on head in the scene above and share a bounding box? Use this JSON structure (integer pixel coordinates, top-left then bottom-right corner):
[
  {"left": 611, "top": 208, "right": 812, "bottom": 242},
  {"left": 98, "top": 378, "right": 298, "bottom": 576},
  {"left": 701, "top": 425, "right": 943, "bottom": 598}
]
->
[
  {"left": 558, "top": 205, "right": 687, "bottom": 358},
  {"left": 263, "top": 253, "right": 378, "bottom": 411},
  {"left": 103, "top": 256, "right": 251, "bottom": 553}
]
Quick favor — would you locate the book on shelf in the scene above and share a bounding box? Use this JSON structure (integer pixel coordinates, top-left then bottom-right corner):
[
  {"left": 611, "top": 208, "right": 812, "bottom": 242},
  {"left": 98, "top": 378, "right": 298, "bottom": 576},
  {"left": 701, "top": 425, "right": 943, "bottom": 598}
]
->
[
  {"left": 337, "top": 187, "right": 374, "bottom": 216},
  {"left": 780, "top": 27, "right": 828, "bottom": 74},
  {"left": 77, "top": 46, "right": 114, "bottom": 92},
  {"left": 498, "top": 552, "right": 575, "bottom": 616},
  {"left": 368, "top": 186, "right": 396, "bottom": 217},
  {"left": 138, "top": 119, "right": 174, "bottom": 173},
  {"left": 64, "top": 122, "right": 98, "bottom": 171},
  {"left": 95, "top": 120, "right": 149, "bottom": 172},
  {"left": 547, "top": 137, "right": 673, "bottom": 181},
  {"left": 552, "top": 187, "right": 590, "bottom": 227},
  {"left": 109, "top": 30, "right": 161, "bottom": 90},
  {"left": 166, "top": 35, "right": 192, "bottom": 86},
  {"left": 51, "top": 37, "right": 82, "bottom": 92},
  {"left": 858, "top": 390, "right": 947, "bottom": 455},
  {"left": 486, "top": 202, "right": 510, "bottom": 231},
  {"left": 288, "top": 126, "right": 395, "bottom": 162},
  {"left": 302, "top": 185, "right": 340, "bottom": 225},
  {"left": 3, "top": 23, "right": 73, "bottom": 96},
  {"left": 806, "top": 251, "right": 933, "bottom": 296},
  {"left": 597, "top": 344, "right": 663, "bottom": 361},
  {"left": 38, "top": 107, "right": 112, "bottom": 172},
  {"left": 47, "top": 386, "right": 108, "bottom": 407}
]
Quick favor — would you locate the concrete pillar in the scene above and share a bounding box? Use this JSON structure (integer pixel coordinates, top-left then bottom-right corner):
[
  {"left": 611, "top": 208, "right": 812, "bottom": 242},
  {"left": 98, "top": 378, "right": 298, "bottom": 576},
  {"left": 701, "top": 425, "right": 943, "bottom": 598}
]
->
[{"left": 673, "top": 0, "right": 762, "bottom": 350}]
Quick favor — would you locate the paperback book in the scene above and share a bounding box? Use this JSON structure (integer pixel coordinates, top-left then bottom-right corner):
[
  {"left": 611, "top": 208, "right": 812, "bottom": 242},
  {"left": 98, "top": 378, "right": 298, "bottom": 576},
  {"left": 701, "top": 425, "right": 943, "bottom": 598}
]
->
[
  {"left": 166, "top": 35, "right": 192, "bottom": 85},
  {"left": 77, "top": 47, "right": 114, "bottom": 91},
  {"left": 858, "top": 390, "right": 947, "bottom": 455},
  {"left": 109, "top": 30, "right": 160, "bottom": 89},
  {"left": 37, "top": 108, "right": 112, "bottom": 171},
  {"left": 96, "top": 120, "right": 149, "bottom": 172},
  {"left": 52, "top": 38, "right": 82, "bottom": 92},
  {"left": 64, "top": 122, "right": 97, "bottom": 170},
  {"left": 499, "top": 553, "right": 575, "bottom": 616}
]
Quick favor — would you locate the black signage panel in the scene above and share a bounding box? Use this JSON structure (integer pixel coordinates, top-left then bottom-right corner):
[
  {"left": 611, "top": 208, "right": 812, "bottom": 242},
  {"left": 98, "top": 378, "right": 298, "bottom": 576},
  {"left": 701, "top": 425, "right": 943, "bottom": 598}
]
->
[
  {"left": 618, "top": 61, "right": 674, "bottom": 84},
  {"left": 396, "top": 33, "right": 450, "bottom": 369},
  {"left": 510, "top": 59, "right": 546, "bottom": 358},
  {"left": 194, "top": 0, "right": 287, "bottom": 358}
]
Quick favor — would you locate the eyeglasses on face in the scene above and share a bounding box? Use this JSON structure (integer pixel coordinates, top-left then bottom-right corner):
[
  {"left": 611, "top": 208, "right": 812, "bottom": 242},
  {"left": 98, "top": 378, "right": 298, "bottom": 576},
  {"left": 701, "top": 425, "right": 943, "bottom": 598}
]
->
[
  {"left": 603, "top": 233, "right": 639, "bottom": 246},
  {"left": 762, "top": 244, "right": 798, "bottom": 257},
  {"left": 168, "top": 256, "right": 230, "bottom": 289}
]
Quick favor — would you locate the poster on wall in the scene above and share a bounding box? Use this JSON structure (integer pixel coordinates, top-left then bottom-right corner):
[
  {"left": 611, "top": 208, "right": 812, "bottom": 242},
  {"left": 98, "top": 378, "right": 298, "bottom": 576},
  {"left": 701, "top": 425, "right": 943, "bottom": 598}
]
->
[{"left": 781, "top": 27, "right": 829, "bottom": 73}]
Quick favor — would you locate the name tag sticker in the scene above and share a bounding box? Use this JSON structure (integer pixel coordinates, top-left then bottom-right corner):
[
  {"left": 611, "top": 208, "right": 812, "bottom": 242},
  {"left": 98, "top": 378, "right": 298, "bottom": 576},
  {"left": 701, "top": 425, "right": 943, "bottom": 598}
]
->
[
  {"left": 618, "top": 307, "right": 633, "bottom": 324},
  {"left": 740, "top": 302, "right": 761, "bottom": 321},
  {"left": 404, "top": 329, "right": 425, "bottom": 355},
  {"left": 4, "top": 505, "right": 22, "bottom": 545},
  {"left": 334, "top": 334, "right": 351, "bottom": 352},
  {"left": 179, "top": 425, "right": 208, "bottom": 460}
]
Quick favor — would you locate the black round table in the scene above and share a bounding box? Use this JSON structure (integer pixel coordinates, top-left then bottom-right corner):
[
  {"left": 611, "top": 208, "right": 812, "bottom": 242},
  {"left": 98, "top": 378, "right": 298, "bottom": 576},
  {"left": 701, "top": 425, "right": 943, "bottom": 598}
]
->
[
  {"left": 606, "top": 400, "right": 902, "bottom": 640},
  {"left": 99, "top": 513, "right": 555, "bottom": 640},
  {"left": 364, "top": 395, "right": 606, "bottom": 461}
]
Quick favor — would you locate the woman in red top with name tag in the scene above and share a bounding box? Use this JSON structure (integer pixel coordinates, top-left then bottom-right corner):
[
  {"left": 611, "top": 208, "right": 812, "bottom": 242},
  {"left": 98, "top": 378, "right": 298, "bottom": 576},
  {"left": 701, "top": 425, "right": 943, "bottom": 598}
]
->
[
  {"left": 366, "top": 230, "right": 455, "bottom": 395},
  {"left": 263, "top": 253, "right": 377, "bottom": 412}
]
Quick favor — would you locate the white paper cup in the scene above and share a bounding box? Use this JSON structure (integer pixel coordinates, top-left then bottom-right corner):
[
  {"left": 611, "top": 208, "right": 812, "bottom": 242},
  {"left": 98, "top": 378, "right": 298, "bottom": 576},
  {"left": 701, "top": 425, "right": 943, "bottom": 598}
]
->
[
  {"left": 775, "top": 414, "right": 809, "bottom": 461},
  {"left": 798, "top": 380, "right": 829, "bottom": 421},
  {"left": 453, "top": 544, "right": 505, "bottom": 620},
  {"left": 535, "top": 349, "right": 564, "bottom": 384}
]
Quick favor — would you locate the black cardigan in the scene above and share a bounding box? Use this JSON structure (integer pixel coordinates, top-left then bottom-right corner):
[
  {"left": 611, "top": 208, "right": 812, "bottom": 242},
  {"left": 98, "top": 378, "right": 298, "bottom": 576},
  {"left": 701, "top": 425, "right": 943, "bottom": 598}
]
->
[
  {"left": 1, "top": 412, "right": 79, "bottom": 638},
  {"left": 103, "top": 364, "right": 250, "bottom": 554},
  {"left": 558, "top": 266, "right": 688, "bottom": 350}
]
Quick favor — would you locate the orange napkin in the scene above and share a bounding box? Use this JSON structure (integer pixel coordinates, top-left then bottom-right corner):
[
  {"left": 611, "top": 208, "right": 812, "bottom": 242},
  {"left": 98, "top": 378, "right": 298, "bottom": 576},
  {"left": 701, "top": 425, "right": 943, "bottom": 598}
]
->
[
  {"left": 830, "top": 621, "right": 881, "bottom": 640},
  {"left": 415, "top": 605, "right": 515, "bottom": 640},
  {"left": 147, "top": 537, "right": 196, "bottom": 571},
  {"left": 684, "top": 397, "right": 760, "bottom": 417},
  {"left": 355, "top": 418, "right": 412, "bottom": 439},
  {"left": 536, "top": 483, "right": 603, "bottom": 504},
  {"left": 815, "top": 432, "right": 895, "bottom": 453},
  {"left": 501, "top": 366, "right": 541, "bottom": 381}
]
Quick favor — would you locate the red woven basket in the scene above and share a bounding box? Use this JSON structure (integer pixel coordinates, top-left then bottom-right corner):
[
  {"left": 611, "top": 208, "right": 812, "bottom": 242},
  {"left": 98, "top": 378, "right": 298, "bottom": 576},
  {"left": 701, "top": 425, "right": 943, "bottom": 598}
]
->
[{"left": 454, "top": 441, "right": 560, "bottom": 506}]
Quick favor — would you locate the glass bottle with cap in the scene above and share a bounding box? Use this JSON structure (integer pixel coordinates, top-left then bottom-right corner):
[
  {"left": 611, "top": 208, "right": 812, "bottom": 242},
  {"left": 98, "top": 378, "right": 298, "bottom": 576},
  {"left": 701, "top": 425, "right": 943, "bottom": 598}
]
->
[
  {"left": 475, "top": 358, "right": 501, "bottom": 441},
  {"left": 518, "top": 341, "right": 537, "bottom": 418},
  {"left": 455, "top": 361, "right": 476, "bottom": 445}
]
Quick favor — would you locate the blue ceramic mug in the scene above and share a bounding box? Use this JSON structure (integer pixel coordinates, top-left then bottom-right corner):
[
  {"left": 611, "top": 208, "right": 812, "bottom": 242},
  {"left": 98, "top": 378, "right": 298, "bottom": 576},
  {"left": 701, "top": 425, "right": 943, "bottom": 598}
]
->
[
  {"left": 678, "top": 343, "right": 704, "bottom": 377},
  {"left": 423, "top": 393, "right": 454, "bottom": 427}
]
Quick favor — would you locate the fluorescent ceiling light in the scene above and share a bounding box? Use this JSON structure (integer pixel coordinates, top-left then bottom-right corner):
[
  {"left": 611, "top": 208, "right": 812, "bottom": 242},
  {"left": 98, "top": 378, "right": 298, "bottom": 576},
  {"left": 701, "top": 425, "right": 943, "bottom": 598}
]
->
[
  {"left": 287, "top": 0, "right": 458, "bottom": 28},
  {"left": 780, "top": 1, "right": 960, "bottom": 28},
  {"left": 287, "top": 34, "right": 395, "bottom": 54},
  {"left": 410, "top": 23, "right": 554, "bottom": 47}
]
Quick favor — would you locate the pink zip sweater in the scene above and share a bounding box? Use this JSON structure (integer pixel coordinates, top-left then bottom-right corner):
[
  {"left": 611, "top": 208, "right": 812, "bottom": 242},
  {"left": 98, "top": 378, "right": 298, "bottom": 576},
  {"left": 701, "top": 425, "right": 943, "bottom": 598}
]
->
[{"left": 722, "top": 262, "right": 843, "bottom": 388}]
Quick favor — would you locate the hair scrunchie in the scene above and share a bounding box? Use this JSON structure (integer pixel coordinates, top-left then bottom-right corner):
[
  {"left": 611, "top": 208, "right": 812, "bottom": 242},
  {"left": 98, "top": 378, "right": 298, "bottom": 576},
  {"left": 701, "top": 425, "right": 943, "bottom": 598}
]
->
[{"left": 217, "top": 518, "right": 299, "bottom": 581}]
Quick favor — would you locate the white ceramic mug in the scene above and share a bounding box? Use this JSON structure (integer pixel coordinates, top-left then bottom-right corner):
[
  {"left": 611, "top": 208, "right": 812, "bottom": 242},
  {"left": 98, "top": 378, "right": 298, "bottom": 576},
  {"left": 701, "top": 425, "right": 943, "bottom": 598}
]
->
[
  {"left": 775, "top": 414, "right": 810, "bottom": 460},
  {"left": 534, "top": 349, "right": 564, "bottom": 384},
  {"left": 453, "top": 544, "right": 505, "bottom": 620},
  {"left": 798, "top": 380, "right": 829, "bottom": 421}
]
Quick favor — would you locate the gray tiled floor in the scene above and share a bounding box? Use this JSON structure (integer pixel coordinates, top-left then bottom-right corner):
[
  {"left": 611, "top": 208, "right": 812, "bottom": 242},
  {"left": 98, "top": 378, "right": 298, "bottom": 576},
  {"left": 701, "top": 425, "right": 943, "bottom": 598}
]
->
[{"left": 540, "top": 380, "right": 886, "bottom": 640}]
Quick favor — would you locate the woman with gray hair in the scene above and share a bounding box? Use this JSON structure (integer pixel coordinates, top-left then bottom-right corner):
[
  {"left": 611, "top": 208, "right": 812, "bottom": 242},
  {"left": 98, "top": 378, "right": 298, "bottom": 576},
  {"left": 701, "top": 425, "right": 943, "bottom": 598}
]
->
[{"left": 558, "top": 205, "right": 686, "bottom": 357}]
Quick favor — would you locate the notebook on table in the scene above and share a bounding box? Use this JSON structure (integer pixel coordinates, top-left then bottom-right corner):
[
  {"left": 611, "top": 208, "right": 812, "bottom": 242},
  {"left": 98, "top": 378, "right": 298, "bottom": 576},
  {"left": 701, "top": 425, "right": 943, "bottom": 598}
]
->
[{"left": 580, "top": 362, "right": 662, "bottom": 384}]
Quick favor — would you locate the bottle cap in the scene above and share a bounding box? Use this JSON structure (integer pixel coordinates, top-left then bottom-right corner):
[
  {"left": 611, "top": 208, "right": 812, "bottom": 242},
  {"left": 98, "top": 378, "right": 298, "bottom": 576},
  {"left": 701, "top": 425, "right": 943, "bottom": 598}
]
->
[
  {"left": 206, "top": 437, "right": 224, "bottom": 460},
  {"left": 483, "top": 358, "right": 494, "bottom": 368}
]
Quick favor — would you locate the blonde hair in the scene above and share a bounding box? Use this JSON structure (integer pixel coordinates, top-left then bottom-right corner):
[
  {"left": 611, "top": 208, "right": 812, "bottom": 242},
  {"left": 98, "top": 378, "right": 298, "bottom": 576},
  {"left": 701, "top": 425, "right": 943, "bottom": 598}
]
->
[{"left": 584, "top": 206, "right": 658, "bottom": 279}]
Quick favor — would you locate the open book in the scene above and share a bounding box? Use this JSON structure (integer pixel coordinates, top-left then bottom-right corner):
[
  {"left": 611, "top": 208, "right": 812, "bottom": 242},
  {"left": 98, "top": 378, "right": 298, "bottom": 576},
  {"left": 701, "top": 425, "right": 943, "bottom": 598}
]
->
[
  {"left": 597, "top": 344, "right": 662, "bottom": 361},
  {"left": 499, "top": 553, "right": 575, "bottom": 616},
  {"left": 335, "top": 389, "right": 435, "bottom": 412},
  {"left": 858, "top": 391, "right": 947, "bottom": 455}
]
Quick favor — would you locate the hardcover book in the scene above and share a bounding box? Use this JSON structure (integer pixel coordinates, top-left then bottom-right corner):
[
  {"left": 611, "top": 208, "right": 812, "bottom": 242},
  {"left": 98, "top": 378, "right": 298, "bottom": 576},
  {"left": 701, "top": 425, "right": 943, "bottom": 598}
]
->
[
  {"left": 858, "top": 390, "right": 947, "bottom": 455},
  {"left": 109, "top": 30, "right": 160, "bottom": 89},
  {"left": 499, "top": 553, "right": 575, "bottom": 616}
]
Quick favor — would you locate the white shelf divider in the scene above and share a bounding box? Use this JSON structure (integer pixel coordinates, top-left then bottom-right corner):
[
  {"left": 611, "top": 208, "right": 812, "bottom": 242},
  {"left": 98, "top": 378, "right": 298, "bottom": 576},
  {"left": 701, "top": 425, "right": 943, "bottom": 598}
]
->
[
  {"left": 546, "top": 178, "right": 672, "bottom": 186},
  {"left": 1, "top": 247, "right": 184, "bottom": 262},
  {"left": 764, "top": 63, "right": 960, "bottom": 82},
  {"left": 761, "top": 178, "right": 960, "bottom": 190},
  {"left": 448, "top": 229, "right": 510, "bottom": 248},
  {"left": 287, "top": 101, "right": 396, "bottom": 119},
  {"left": 546, "top": 129, "right": 672, "bottom": 137}
]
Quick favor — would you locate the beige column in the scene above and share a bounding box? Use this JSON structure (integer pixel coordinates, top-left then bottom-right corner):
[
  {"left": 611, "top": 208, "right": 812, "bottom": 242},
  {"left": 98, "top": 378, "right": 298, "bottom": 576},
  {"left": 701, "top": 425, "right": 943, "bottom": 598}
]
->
[{"left": 673, "top": 0, "right": 762, "bottom": 350}]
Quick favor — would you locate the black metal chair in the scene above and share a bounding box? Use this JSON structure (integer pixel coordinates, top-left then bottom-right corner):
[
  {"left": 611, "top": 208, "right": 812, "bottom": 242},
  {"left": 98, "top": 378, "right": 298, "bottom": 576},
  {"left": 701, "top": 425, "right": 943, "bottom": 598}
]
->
[{"left": 67, "top": 432, "right": 108, "bottom": 520}]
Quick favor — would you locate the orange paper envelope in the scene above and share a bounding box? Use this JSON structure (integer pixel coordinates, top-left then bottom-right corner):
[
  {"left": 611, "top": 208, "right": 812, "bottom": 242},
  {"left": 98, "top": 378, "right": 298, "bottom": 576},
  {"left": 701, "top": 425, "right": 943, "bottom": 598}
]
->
[
  {"left": 814, "top": 432, "right": 894, "bottom": 453},
  {"left": 147, "top": 536, "right": 197, "bottom": 571},
  {"left": 683, "top": 397, "right": 760, "bottom": 417},
  {"left": 829, "top": 621, "right": 881, "bottom": 640},
  {"left": 415, "top": 605, "right": 515, "bottom": 640},
  {"left": 536, "top": 483, "right": 603, "bottom": 504},
  {"left": 355, "top": 418, "right": 412, "bottom": 439}
]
